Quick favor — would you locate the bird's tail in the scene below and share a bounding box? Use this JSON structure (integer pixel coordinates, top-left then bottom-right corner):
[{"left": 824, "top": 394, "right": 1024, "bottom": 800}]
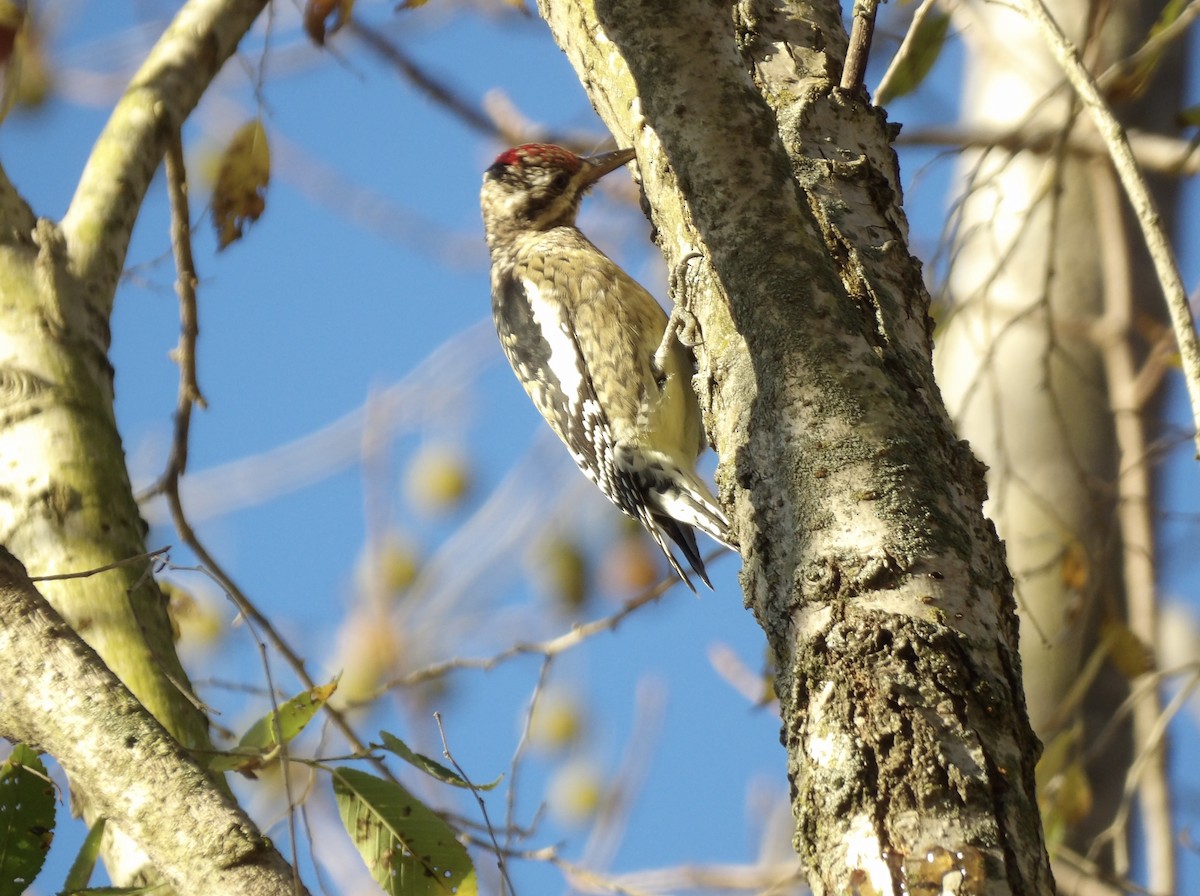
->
[
  {"left": 620, "top": 448, "right": 734, "bottom": 590},
  {"left": 643, "top": 461, "right": 732, "bottom": 551},
  {"left": 649, "top": 512, "right": 711, "bottom": 592}
]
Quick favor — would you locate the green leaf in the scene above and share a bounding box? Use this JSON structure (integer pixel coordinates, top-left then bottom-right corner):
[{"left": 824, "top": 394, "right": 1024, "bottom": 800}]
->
[
  {"left": 240, "top": 679, "right": 338, "bottom": 750},
  {"left": 0, "top": 744, "right": 55, "bottom": 896},
  {"left": 876, "top": 11, "right": 951, "bottom": 105},
  {"left": 61, "top": 888, "right": 158, "bottom": 895},
  {"left": 332, "top": 767, "right": 476, "bottom": 896},
  {"left": 209, "top": 679, "right": 337, "bottom": 773},
  {"left": 62, "top": 817, "right": 105, "bottom": 891},
  {"left": 378, "top": 732, "right": 501, "bottom": 791}
]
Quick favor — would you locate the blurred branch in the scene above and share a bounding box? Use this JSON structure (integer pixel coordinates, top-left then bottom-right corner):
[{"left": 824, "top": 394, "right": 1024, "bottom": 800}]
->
[
  {"left": 1090, "top": 672, "right": 1199, "bottom": 881},
  {"left": 345, "top": 18, "right": 498, "bottom": 136},
  {"left": 505, "top": 656, "right": 552, "bottom": 854},
  {"left": 138, "top": 321, "right": 498, "bottom": 522},
  {"left": 1014, "top": 0, "right": 1200, "bottom": 453},
  {"left": 343, "top": 18, "right": 606, "bottom": 153},
  {"left": 1051, "top": 853, "right": 1140, "bottom": 896},
  {"left": 580, "top": 680, "right": 666, "bottom": 872},
  {"left": 61, "top": 0, "right": 269, "bottom": 306},
  {"left": 898, "top": 123, "right": 1200, "bottom": 175},
  {"left": 552, "top": 855, "right": 806, "bottom": 895},
  {"left": 1092, "top": 162, "right": 1173, "bottom": 891}
]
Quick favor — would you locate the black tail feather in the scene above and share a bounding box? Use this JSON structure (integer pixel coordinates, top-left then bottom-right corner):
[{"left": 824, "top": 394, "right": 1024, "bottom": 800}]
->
[{"left": 653, "top": 514, "right": 713, "bottom": 590}]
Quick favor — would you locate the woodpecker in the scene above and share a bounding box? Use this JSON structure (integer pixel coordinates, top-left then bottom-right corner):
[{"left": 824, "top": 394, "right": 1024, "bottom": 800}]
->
[{"left": 481, "top": 143, "right": 731, "bottom": 590}]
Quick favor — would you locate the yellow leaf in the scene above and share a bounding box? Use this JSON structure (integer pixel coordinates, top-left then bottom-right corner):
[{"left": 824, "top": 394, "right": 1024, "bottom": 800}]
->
[
  {"left": 404, "top": 444, "right": 472, "bottom": 514},
  {"left": 1102, "top": 618, "right": 1155, "bottom": 678},
  {"left": 1035, "top": 726, "right": 1078, "bottom": 791},
  {"left": 213, "top": 119, "right": 270, "bottom": 250},
  {"left": 527, "top": 687, "right": 587, "bottom": 753},
  {"left": 547, "top": 760, "right": 604, "bottom": 827},
  {"left": 537, "top": 537, "right": 590, "bottom": 610},
  {"left": 1056, "top": 762, "right": 1093, "bottom": 824}
]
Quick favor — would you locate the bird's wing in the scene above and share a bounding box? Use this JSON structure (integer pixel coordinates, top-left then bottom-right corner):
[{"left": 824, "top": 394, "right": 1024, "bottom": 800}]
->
[{"left": 492, "top": 263, "right": 610, "bottom": 490}]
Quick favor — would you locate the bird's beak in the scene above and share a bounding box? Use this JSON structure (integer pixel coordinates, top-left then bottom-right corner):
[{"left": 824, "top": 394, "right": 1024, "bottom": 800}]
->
[{"left": 582, "top": 147, "right": 637, "bottom": 185}]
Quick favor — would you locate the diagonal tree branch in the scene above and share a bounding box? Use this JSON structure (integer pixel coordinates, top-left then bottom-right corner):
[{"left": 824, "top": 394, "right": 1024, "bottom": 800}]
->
[
  {"left": 60, "top": 0, "right": 269, "bottom": 311},
  {"left": 0, "top": 546, "right": 308, "bottom": 896},
  {"left": 1014, "top": 0, "right": 1200, "bottom": 454}
]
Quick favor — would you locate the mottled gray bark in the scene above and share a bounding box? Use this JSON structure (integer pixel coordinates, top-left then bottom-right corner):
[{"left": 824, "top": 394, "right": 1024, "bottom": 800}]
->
[{"left": 538, "top": 1, "right": 1053, "bottom": 893}]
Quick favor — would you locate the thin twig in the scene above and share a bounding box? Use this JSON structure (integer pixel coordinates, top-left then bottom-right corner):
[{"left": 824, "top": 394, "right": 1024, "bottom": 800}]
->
[
  {"left": 29, "top": 547, "right": 169, "bottom": 582},
  {"left": 1089, "top": 671, "right": 1200, "bottom": 876},
  {"left": 388, "top": 571, "right": 679, "bottom": 690},
  {"left": 1079, "top": 663, "right": 1197, "bottom": 767},
  {"left": 505, "top": 655, "right": 552, "bottom": 855},
  {"left": 164, "top": 125, "right": 313, "bottom": 889},
  {"left": 433, "top": 713, "right": 515, "bottom": 896},
  {"left": 164, "top": 484, "right": 396, "bottom": 779},
  {"left": 1014, "top": 0, "right": 1200, "bottom": 453},
  {"left": 840, "top": 0, "right": 878, "bottom": 93},
  {"left": 159, "top": 127, "right": 396, "bottom": 891}
]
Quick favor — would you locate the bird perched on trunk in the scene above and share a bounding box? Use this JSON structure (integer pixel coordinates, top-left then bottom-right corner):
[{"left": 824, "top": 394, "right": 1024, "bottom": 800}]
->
[{"left": 480, "top": 142, "right": 731, "bottom": 590}]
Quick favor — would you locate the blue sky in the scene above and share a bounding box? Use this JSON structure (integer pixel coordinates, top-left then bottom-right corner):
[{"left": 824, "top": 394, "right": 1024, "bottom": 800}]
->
[{"left": 5, "top": 2, "right": 1199, "bottom": 894}]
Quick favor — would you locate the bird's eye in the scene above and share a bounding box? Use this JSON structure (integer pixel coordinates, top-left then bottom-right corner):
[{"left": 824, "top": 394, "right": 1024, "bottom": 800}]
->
[{"left": 550, "top": 171, "right": 571, "bottom": 192}]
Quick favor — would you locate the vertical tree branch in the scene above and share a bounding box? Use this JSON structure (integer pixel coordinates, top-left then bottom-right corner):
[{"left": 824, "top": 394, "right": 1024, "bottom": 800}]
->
[{"left": 1092, "top": 163, "right": 1173, "bottom": 893}]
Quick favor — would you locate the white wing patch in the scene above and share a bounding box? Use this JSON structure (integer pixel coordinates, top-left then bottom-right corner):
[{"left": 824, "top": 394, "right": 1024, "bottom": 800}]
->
[{"left": 521, "top": 276, "right": 586, "bottom": 413}]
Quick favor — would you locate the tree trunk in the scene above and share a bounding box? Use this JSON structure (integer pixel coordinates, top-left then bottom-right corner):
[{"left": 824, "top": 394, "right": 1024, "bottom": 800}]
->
[
  {"left": 0, "top": 0, "right": 270, "bottom": 885},
  {"left": 540, "top": 1, "right": 1054, "bottom": 893}
]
